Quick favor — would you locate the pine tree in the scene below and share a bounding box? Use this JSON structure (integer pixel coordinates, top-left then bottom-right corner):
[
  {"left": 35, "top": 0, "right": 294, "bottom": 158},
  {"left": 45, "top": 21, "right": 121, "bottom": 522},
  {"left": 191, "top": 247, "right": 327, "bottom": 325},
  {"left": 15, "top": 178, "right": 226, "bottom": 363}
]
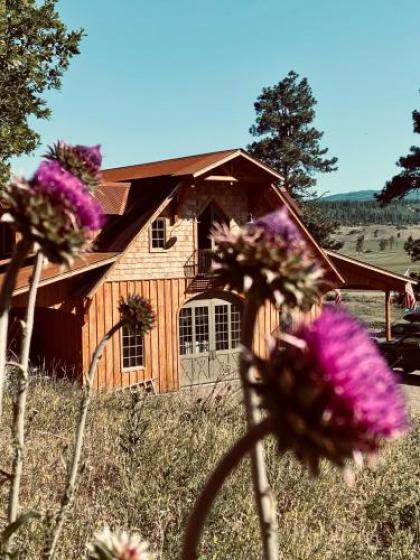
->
[
  {"left": 248, "top": 71, "right": 340, "bottom": 249},
  {"left": 377, "top": 93, "right": 420, "bottom": 204},
  {"left": 404, "top": 236, "right": 420, "bottom": 261},
  {"left": 356, "top": 235, "right": 365, "bottom": 253},
  {"left": 0, "top": 1, "right": 83, "bottom": 183}
]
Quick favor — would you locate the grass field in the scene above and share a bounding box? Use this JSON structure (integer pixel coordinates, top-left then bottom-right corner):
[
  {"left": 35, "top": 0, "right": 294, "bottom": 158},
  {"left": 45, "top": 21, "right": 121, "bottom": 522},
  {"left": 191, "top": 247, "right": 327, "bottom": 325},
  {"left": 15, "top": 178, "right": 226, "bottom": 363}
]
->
[
  {"left": 329, "top": 225, "right": 420, "bottom": 330},
  {"left": 335, "top": 224, "right": 420, "bottom": 274},
  {"left": 0, "top": 381, "right": 419, "bottom": 559}
]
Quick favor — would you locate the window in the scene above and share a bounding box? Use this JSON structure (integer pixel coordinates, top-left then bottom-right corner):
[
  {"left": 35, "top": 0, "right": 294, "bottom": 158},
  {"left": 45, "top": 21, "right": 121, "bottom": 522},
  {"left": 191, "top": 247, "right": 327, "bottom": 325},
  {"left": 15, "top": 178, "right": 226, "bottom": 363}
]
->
[
  {"left": 150, "top": 218, "right": 166, "bottom": 249},
  {"left": 121, "top": 325, "right": 144, "bottom": 370}
]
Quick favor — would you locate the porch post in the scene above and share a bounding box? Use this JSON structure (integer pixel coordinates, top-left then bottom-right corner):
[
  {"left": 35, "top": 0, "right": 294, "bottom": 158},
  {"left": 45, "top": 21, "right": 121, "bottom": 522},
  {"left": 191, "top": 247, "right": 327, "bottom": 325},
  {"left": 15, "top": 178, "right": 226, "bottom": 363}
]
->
[{"left": 385, "top": 290, "right": 392, "bottom": 342}]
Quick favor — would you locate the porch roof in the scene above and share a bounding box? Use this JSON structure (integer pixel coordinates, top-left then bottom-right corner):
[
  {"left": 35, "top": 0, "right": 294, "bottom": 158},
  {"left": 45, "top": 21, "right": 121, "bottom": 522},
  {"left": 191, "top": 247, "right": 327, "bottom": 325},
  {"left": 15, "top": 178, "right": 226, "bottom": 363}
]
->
[
  {"left": 0, "top": 252, "right": 119, "bottom": 296},
  {"left": 325, "top": 250, "right": 417, "bottom": 292}
]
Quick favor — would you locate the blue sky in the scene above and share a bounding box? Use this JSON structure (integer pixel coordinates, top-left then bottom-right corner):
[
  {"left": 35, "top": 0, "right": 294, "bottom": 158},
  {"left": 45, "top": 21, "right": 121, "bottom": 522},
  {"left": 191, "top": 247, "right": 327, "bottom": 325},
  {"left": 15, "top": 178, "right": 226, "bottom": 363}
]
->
[{"left": 12, "top": 0, "right": 420, "bottom": 194}]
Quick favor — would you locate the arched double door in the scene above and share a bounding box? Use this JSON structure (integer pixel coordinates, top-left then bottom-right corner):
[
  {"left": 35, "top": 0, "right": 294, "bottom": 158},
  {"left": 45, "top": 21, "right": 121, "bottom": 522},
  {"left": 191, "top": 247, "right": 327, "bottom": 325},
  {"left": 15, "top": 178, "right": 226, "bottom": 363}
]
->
[{"left": 179, "top": 293, "right": 242, "bottom": 386}]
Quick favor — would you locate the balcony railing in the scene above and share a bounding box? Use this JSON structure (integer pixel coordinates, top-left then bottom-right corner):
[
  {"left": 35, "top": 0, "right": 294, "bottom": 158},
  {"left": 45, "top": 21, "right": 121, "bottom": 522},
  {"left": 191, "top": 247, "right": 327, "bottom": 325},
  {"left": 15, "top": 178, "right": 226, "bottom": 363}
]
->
[{"left": 184, "top": 249, "right": 214, "bottom": 278}]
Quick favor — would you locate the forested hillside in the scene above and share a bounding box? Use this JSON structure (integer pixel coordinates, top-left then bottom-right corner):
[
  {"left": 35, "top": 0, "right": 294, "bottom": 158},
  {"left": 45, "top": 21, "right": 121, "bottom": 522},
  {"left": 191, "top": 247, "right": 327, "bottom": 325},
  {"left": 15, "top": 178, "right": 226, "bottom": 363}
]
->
[{"left": 320, "top": 200, "right": 420, "bottom": 226}]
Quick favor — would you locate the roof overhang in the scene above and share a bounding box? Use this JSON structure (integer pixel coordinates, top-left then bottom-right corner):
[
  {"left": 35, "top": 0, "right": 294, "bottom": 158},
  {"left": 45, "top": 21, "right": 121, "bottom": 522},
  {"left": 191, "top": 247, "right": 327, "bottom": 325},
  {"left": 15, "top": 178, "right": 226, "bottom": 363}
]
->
[
  {"left": 5, "top": 253, "right": 120, "bottom": 296},
  {"left": 326, "top": 250, "right": 417, "bottom": 292}
]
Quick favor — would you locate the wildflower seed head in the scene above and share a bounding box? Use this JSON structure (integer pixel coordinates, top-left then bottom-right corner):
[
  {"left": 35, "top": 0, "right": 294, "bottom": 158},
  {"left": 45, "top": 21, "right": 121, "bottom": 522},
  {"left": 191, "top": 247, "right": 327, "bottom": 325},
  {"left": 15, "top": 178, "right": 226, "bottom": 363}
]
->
[
  {"left": 254, "top": 306, "right": 409, "bottom": 475},
  {"left": 87, "top": 526, "right": 154, "bottom": 560},
  {"left": 45, "top": 141, "right": 102, "bottom": 190},
  {"left": 31, "top": 160, "right": 104, "bottom": 230},
  {"left": 0, "top": 142, "right": 105, "bottom": 264},
  {"left": 211, "top": 207, "right": 323, "bottom": 310},
  {"left": 0, "top": 178, "right": 89, "bottom": 264},
  {"left": 119, "top": 295, "right": 156, "bottom": 335}
]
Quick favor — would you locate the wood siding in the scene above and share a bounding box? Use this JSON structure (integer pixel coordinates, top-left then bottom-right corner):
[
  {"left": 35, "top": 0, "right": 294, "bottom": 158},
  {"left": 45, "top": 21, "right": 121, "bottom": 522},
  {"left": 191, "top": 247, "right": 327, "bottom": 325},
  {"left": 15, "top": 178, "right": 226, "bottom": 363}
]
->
[
  {"left": 82, "top": 277, "right": 320, "bottom": 392},
  {"left": 108, "top": 181, "right": 250, "bottom": 281}
]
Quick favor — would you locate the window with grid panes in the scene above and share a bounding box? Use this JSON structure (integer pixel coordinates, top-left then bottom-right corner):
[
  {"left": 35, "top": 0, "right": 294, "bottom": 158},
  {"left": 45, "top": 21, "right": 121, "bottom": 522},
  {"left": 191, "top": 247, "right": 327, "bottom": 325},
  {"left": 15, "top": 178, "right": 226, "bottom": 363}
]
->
[
  {"left": 121, "top": 325, "right": 144, "bottom": 369},
  {"left": 230, "top": 305, "right": 241, "bottom": 348},
  {"left": 150, "top": 218, "right": 166, "bottom": 249}
]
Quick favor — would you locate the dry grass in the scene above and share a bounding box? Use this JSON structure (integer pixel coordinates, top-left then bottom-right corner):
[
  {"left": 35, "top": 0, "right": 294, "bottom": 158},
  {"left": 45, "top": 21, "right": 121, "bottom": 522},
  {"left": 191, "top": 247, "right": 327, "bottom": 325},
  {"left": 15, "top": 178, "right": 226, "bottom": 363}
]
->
[{"left": 0, "top": 379, "right": 419, "bottom": 559}]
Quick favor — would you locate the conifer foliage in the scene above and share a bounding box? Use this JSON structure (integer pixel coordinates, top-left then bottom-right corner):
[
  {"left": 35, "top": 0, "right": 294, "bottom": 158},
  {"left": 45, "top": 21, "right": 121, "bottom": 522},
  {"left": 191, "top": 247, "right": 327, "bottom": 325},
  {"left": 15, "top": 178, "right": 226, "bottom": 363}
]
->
[
  {"left": 248, "top": 71, "right": 341, "bottom": 249},
  {"left": 377, "top": 94, "right": 420, "bottom": 204},
  {"left": 248, "top": 71, "right": 338, "bottom": 198}
]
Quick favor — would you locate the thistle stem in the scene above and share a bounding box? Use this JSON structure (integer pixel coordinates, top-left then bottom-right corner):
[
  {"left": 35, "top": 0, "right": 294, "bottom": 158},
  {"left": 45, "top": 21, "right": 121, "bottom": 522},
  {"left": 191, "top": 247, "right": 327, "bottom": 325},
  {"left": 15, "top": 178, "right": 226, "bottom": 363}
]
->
[
  {"left": 45, "top": 320, "right": 124, "bottom": 560},
  {"left": 240, "top": 295, "right": 279, "bottom": 560},
  {"left": 8, "top": 251, "right": 44, "bottom": 526},
  {"left": 0, "top": 238, "right": 31, "bottom": 420},
  {"left": 181, "top": 418, "right": 273, "bottom": 560}
]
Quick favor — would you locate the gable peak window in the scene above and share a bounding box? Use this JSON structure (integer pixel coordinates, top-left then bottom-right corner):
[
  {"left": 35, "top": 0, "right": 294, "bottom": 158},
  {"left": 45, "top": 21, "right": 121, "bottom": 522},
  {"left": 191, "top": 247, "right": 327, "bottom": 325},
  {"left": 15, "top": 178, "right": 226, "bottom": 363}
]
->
[{"left": 150, "top": 218, "right": 166, "bottom": 250}]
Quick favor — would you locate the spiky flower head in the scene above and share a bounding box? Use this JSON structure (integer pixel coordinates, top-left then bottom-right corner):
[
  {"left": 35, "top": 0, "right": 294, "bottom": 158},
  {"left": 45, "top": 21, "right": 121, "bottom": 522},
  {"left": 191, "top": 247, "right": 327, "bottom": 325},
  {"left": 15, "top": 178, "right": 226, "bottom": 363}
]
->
[
  {"left": 253, "top": 306, "right": 409, "bottom": 475},
  {"left": 119, "top": 295, "right": 155, "bottom": 335},
  {"left": 45, "top": 141, "right": 102, "bottom": 190},
  {"left": 87, "top": 526, "right": 154, "bottom": 560},
  {"left": 31, "top": 160, "right": 104, "bottom": 231},
  {"left": 211, "top": 207, "right": 324, "bottom": 310},
  {"left": 0, "top": 143, "right": 104, "bottom": 264}
]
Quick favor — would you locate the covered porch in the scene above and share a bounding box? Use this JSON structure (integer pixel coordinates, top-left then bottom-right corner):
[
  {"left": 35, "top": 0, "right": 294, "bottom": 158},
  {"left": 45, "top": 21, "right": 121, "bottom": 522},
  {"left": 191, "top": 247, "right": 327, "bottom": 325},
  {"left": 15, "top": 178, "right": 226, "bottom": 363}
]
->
[{"left": 326, "top": 251, "right": 418, "bottom": 341}]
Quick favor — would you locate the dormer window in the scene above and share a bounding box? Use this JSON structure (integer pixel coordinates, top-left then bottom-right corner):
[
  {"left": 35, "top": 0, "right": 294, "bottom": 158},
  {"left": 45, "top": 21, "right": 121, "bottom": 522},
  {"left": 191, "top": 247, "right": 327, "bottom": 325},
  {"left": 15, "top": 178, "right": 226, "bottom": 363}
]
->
[{"left": 150, "top": 218, "right": 166, "bottom": 250}]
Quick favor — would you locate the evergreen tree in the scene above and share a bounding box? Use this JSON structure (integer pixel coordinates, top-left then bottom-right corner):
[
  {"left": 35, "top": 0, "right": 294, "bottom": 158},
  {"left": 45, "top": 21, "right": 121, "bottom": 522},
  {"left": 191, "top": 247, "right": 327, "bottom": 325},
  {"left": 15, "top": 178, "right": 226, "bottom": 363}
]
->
[
  {"left": 404, "top": 236, "right": 420, "bottom": 261},
  {"left": 379, "top": 239, "right": 388, "bottom": 252},
  {"left": 377, "top": 93, "right": 420, "bottom": 204},
  {"left": 248, "top": 71, "right": 340, "bottom": 249},
  {"left": 0, "top": 1, "right": 83, "bottom": 183},
  {"left": 356, "top": 235, "right": 365, "bottom": 253}
]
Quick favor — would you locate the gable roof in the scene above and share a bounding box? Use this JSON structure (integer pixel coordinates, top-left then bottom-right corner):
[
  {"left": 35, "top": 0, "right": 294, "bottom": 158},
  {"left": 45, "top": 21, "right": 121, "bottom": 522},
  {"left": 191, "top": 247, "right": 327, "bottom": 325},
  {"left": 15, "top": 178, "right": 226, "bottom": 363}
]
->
[
  {"left": 102, "top": 148, "right": 283, "bottom": 183},
  {"left": 8, "top": 148, "right": 412, "bottom": 299}
]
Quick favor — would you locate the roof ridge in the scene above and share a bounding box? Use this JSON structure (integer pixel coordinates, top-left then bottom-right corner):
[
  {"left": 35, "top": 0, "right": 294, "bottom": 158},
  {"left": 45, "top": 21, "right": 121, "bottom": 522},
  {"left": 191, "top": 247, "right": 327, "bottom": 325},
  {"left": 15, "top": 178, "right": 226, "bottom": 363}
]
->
[{"left": 102, "top": 148, "right": 241, "bottom": 173}]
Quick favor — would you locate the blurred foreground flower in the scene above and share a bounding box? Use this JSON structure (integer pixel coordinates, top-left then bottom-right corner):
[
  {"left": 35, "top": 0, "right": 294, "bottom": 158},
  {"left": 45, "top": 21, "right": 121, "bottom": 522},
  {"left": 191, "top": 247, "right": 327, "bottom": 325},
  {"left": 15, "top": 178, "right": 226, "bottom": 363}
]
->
[
  {"left": 0, "top": 143, "right": 104, "bottom": 264},
  {"left": 254, "top": 306, "right": 409, "bottom": 474},
  {"left": 87, "top": 526, "right": 154, "bottom": 560},
  {"left": 211, "top": 207, "right": 323, "bottom": 310}
]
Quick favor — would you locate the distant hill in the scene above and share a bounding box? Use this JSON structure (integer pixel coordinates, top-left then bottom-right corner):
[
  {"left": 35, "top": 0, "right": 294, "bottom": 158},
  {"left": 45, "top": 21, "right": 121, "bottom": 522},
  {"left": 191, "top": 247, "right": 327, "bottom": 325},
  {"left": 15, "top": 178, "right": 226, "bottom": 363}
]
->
[
  {"left": 323, "top": 189, "right": 420, "bottom": 202},
  {"left": 323, "top": 190, "right": 378, "bottom": 202}
]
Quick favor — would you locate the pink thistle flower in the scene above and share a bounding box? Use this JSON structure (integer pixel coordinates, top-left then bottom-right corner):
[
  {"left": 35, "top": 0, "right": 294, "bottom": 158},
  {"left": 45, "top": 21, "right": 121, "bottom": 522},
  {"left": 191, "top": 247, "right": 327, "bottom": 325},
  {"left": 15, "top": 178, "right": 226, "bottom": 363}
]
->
[
  {"left": 72, "top": 143, "right": 102, "bottom": 172},
  {"left": 253, "top": 206, "right": 303, "bottom": 243},
  {"left": 31, "top": 160, "right": 104, "bottom": 231},
  {"left": 211, "top": 207, "right": 323, "bottom": 309},
  {"left": 255, "top": 306, "right": 409, "bottom": 474}
]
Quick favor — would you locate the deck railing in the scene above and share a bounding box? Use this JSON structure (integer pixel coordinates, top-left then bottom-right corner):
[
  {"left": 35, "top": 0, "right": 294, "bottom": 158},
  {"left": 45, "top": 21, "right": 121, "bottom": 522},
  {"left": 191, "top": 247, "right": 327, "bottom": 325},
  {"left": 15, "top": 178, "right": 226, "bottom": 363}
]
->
[{"left": 184, "top": 249, "right": 214, "bottom": 278}]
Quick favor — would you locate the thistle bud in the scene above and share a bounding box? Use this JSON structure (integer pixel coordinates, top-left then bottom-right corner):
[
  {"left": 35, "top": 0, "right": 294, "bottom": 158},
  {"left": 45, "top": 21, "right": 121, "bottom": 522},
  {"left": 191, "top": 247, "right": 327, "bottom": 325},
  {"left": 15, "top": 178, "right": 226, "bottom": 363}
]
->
[
  {"left": 0, "top": 143, "right": 104, "bottom": 265},
  {"left": 44, "top": 141, "right": 102, "bottom": 190},
  {"left": 119, "top": 295, "right": 155, "bottom": 335},
  {"left": 211, "top": 207, "right": 323, "bottom": 310}
]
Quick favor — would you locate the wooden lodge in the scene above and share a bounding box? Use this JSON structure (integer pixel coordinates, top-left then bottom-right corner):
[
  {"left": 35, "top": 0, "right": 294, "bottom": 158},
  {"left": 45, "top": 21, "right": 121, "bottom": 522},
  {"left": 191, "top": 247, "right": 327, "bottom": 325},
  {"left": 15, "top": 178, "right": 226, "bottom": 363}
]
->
[{"left": 0, "top": 149, "right": 416, "bottom": 392}]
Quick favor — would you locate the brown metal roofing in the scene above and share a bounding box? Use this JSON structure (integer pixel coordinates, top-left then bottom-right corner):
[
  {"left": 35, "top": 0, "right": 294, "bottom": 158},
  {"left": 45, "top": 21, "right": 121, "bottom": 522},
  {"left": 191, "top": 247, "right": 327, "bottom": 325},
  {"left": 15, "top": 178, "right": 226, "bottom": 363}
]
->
[
  {"left": 102, "top": 149, "right": 238, "bottom": 182},
  {"left": 95, "top": 182, "right": 130, "bottom": 215},
  {"left": 0, "top": 252, "right": 120, "bottom": 296}
]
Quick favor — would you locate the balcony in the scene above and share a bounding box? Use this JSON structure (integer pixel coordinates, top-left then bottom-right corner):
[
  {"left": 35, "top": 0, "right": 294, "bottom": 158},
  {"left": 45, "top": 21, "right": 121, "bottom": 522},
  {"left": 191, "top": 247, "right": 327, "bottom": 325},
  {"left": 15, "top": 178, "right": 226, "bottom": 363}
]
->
[{"left": 184, "top": 249, "right": 218, "bottom": 292}]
